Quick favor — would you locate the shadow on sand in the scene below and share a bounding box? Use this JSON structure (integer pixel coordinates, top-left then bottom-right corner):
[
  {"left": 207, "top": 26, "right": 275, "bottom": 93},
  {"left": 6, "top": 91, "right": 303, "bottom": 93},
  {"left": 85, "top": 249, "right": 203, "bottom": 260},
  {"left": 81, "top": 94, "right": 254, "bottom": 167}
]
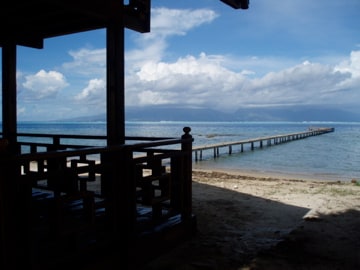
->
[{"left": 142, "top": 181, "right": 360, "bottom": 270}]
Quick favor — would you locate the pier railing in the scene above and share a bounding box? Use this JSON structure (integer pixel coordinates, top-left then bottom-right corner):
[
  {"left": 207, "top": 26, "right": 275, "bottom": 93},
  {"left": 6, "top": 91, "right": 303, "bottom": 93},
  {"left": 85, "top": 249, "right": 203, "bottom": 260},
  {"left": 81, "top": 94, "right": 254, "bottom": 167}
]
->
[{"left": 193, "top": 127, "right": 334, "bottom": 161}]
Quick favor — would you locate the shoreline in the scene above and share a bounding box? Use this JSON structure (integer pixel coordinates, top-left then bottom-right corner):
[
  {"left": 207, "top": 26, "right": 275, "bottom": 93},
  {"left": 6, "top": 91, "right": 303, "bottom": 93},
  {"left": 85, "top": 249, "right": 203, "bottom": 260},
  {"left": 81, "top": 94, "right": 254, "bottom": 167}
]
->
[
  {"left": 192, "top": 166, "right": 356, "bottom": 183},
  {"left": 145, "top": 168, "right": 360, "bottom": 270}
]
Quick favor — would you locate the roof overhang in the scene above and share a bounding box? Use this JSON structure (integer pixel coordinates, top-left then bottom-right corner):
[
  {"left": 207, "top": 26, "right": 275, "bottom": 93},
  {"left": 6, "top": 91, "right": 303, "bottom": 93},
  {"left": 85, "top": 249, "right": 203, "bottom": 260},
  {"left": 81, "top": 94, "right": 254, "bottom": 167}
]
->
[
  {"left": 0, "top": 0, "right": 150, "bottom": 49},
  {"left": 220, "top": 0, "right": 249, "bottom": 9}
]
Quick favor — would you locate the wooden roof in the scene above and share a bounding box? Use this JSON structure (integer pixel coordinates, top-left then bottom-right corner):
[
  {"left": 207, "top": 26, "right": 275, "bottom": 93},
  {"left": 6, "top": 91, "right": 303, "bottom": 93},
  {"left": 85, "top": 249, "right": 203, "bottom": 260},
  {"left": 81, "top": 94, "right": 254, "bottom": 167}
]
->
[{"left": 0, "top": 0, "right": 150, "bottom": 49}]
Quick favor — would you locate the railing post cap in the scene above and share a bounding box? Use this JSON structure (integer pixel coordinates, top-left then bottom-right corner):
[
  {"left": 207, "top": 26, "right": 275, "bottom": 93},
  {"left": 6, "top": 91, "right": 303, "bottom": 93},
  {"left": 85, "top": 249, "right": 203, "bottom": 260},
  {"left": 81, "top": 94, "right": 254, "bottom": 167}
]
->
[{"left": 183, "top": 127, "right": 191, "bottom": 134}]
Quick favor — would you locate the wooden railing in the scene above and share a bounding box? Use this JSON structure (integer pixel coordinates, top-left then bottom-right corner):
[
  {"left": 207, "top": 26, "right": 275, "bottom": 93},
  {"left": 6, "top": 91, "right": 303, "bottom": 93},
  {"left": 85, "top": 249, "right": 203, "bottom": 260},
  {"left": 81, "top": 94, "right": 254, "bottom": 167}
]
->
[
  {"left": 15, "top": 132, "right": 175, "bottom": 153},
  {"left": 0, "top": 127, "right": 194, "bottom": 267}
]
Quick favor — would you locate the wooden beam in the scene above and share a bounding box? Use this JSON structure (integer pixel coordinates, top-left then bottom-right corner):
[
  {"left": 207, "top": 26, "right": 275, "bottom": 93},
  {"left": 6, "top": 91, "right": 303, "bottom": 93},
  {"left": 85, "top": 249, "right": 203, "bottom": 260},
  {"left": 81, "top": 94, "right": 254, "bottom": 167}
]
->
[{"left": 0, "top": 1, "right": 150, "bottom": 48}]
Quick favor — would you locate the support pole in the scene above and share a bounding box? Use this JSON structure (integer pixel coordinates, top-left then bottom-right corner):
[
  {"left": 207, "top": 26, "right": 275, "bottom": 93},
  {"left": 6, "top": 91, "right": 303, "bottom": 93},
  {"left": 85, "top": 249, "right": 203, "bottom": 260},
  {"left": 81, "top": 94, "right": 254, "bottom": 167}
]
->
[
  {"left": 1, "top": 42, "right": 29, "bottom": 269},
  {"left": 106, "top": 22, "right": 125, "bottom": 146},
  {"left": 181, "top": 127, "right": 193, "bottom": 220},
  {"left": 2, "top": 43, "right": 18, "bottom": 152}
]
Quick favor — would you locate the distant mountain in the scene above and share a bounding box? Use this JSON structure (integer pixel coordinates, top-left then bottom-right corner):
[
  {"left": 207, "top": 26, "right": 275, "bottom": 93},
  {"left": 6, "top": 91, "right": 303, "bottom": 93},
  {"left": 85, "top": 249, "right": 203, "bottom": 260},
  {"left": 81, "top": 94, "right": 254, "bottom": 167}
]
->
[
  {"left": 59, "top": 105, "right": 360, "bottom": 122},
  {"left": 233, "top": 105, "right": 360, "bottom": 122},
  {"left": 126, "top": 106, "right": 233, "bottom": 121},
  {"left": 59, "top": 114, "right": 106, "bottom": 122}
]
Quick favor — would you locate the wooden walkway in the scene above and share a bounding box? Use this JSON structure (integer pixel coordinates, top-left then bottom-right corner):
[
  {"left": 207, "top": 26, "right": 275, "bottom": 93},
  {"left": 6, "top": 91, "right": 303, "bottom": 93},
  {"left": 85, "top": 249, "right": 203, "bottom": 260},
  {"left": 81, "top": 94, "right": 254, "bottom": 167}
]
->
[{"left": 193, "top": 127, "right": 334, "bottom": 161}]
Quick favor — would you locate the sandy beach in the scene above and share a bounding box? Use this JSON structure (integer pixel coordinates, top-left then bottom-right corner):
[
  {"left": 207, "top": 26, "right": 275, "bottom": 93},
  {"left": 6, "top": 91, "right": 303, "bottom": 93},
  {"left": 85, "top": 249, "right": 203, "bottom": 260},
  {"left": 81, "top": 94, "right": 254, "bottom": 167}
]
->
[{"left": 143, "top": 169, "right": 360, "bottom": 270}]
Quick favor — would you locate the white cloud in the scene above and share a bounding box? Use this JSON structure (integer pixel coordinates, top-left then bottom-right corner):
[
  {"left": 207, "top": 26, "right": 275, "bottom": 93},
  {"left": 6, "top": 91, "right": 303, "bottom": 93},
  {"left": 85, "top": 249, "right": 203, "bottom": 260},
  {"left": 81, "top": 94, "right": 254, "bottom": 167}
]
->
[
  {"left": 21, "top": 69, "right": 68, "bottom": 99},
  {"left": 13, "top": 5, "right": 360, "bottom": 120},
  {"left": 75, "top": 78, "right": 106, "bottom": 105},
  {"left": 246, "top": 62, "right": 349, "bottom": 105},
  {"left": 126, "top": 39, "right": 167, "bottom": 72},
  {"left": 126, "top": 7, "right": 218, "bottom": 71},
  {"left": 330, "top": 50, "right": 360, "bottom": 102},
  {"left": 335, "top": 50, "right": 360, "bottom": 78},
  {"left": 122, "top": 6, "right": 360, "bottom": 112},
  {"left": 149, "top": 8, "right": 218, "bottom": 38},
  {"left": 62, "top": 48, "right": 106, "bottom": 76},
  {"left": 126, "top": 52, "right": 247, "bottom": 109},
  {"left": 137, "top": 90, "right": 175, "bottom": 105},
  {"left": 126, "top": 49, "right": 360, "bottom": 111}
]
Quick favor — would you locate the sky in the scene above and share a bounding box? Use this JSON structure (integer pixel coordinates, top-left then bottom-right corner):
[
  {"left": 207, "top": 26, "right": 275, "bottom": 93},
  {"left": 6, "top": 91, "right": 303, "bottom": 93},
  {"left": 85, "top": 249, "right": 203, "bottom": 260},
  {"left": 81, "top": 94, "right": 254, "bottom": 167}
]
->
[{"left": 1, "top": 0, "right": 360, "bottom": 121}]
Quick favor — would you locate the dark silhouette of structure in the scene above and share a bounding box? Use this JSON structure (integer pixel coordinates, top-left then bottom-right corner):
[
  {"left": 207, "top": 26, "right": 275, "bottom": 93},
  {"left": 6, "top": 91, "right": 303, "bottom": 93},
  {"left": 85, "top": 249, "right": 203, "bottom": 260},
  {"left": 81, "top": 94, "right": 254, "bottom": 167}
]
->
[{"left": 0, "top": 1, "right": 248, "bottom": 269}]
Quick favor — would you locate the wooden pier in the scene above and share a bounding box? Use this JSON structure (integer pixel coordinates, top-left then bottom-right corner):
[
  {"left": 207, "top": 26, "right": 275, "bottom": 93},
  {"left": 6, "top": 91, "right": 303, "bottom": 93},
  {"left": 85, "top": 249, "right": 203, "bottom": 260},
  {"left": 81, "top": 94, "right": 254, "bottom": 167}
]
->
[{"left": 193, "top": 127, "right": 334, "bottom": 161}]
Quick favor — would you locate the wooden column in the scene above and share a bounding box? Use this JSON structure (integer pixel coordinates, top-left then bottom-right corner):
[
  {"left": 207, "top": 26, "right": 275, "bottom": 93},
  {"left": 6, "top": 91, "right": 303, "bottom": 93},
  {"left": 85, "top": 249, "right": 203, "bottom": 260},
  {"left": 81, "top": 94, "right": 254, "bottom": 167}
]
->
[
  {"left": 104, "top": 20, "right": 136, "bottom": 268},
  {"left": 1, "top": 43, "right": 29, "bottom": 269},
  {"left": 106, "top": 22, "right": 125, "bottom": 146},
  {"left": 2, "top": 43, "right": 18, "bottom": 151}
]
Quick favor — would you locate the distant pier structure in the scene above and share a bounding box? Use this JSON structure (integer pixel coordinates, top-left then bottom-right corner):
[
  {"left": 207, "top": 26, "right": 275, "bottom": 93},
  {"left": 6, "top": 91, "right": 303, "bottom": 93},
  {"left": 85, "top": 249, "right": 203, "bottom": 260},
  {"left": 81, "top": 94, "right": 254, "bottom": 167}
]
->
[{"left": 193, "top": 127, "right": 334, "bottom": 161}]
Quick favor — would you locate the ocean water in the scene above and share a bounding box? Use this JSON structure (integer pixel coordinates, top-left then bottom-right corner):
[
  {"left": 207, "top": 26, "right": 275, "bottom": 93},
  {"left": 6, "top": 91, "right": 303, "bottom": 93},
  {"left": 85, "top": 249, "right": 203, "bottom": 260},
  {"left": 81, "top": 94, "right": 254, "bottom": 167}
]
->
[{"left": 14, "top": 121, "right": 360, "bottom": 182}]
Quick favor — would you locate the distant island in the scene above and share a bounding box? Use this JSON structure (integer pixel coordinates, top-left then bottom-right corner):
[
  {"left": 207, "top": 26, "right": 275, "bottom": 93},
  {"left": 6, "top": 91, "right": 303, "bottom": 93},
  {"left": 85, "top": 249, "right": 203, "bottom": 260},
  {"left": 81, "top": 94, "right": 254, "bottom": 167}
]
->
[{"left": 59, "top": 105, "right": 360, "bottom": 122}]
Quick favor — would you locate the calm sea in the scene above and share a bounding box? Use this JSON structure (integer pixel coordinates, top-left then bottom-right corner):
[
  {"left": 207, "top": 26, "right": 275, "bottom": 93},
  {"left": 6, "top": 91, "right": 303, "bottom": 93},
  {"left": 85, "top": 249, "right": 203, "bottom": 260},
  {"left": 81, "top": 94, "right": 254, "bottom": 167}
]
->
[{"left": 14, "top": 121, "right": 360, "bottom": 182}]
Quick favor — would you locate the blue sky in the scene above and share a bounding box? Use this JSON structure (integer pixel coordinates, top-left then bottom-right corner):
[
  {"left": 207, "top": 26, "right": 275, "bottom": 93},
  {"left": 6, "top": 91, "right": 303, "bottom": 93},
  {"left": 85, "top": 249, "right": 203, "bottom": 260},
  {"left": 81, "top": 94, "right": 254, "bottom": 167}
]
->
[{"left": 2, "top": 0, "right": 360, "bottom": 121}]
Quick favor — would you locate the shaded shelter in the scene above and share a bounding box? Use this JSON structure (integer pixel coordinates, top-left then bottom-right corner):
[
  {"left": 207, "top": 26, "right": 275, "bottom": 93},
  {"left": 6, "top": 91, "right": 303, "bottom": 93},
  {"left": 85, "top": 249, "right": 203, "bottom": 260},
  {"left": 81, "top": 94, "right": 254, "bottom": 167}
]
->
[{"left": 0, "top": 1, "right": 248, "bottom": 269}]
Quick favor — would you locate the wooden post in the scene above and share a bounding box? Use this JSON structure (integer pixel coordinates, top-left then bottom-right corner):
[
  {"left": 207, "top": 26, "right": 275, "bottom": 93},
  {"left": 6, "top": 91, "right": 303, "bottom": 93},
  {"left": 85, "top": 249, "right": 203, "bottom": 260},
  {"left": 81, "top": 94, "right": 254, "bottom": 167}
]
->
[
  {"left": 2, "top": 43, "right": 18, "bottom": 153},
  {"left": 1, "top": 43, "right": 30, "bottom": 269},
  {"left": 181, "top": 127, "right": 193, "bottom": 220},
  {"left": 0, "top": 154, "right": 31, "bottom": 269},
  {"left": 170, "top": 153, "right": 183, "bottom": 212},
  {"left": 102, "top": 18, "right": 129, "bottom": 267},
  {"left": 100, "top": 147, "right": 136, "bottom": 268},
  {"left": 106, "top": 22, "right": 125, "bottom": 146}
]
